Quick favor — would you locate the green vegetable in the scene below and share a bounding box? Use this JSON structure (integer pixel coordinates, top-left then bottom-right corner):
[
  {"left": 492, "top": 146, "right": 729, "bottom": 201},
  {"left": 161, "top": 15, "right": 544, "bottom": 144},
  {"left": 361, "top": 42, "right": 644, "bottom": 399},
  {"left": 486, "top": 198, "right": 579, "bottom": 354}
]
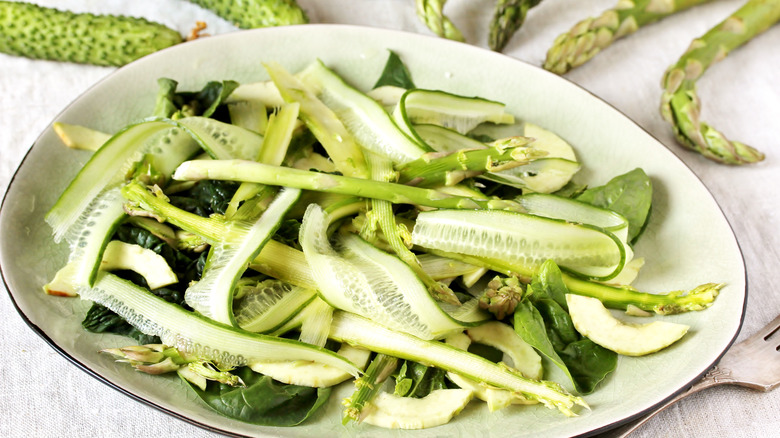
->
[
  {"left": 373, "top": 50, "right": 416, "bottom": 89},
  {"left": 330, "top": 311, "right": 588, "bottom": 417},
  {"left": 489, "top": 0, "right": 543, "bottom": 52},
  {"left": 0, "top": 1, "right": 182, "bottom": 66},
  {"left": 187, "top": 0, "right": 308, "bottom": 28},
  {"left": 187, "top": 367, "right": 332, "bottom": 427},
  {"left": 415, "top": 0, "right": 465, "bottom": 42},
  {"left": 172, "top": 159, "right": 525, "bottom": 212},
  {"left": 660, "top": 0, "right": 780, "bottom": 164},
  {"left": 544, "top": 0, "right": 712, "bottom": 74},
  {"left": 575, "top": 168, "right": 652, "bottom": 243},
  {"left": 517, "top": 260, "right": 617, "bottom": 394},
  {"left": 342, "top": 354, "right": 399, "bottom": 424}
]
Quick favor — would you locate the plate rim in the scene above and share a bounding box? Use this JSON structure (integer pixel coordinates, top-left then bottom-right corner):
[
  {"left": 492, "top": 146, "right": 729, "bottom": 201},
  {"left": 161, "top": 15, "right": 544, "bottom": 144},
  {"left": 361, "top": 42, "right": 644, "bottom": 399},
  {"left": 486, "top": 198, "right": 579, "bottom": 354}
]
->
[{"left": 0, "top": 23, "right": 748, "bottom": 438}]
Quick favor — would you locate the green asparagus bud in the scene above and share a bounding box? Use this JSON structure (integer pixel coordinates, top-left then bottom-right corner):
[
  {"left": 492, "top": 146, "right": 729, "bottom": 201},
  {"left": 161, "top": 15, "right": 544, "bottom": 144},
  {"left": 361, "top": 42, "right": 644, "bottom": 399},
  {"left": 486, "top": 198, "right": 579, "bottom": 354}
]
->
[
  {"left": 186, "top": 0, "right": 308, "bottom": 28},
  {"left": 543, "top": 0, "right": 712, "bottom": 74},
  {"left": 489, "top": 0, "right": 543, "bottom": 52},
  {"left": 0, "top": 1, "right": 182, "bottom": 66},
  {"left": 660, "top": 0, "right": 780, "bottom": 164},
  {"left": 415, "top": 0, "right": 465, "bottom": 42},
  {"left": 479, "top": 275, "right": 526, "bottom": 319}
]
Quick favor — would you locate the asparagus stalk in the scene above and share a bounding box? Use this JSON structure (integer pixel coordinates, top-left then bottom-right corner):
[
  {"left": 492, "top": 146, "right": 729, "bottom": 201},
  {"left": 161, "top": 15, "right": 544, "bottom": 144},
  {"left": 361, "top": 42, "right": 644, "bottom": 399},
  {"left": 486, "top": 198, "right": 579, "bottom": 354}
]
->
[
  {"left": 425, "top": 248, "right": 723, "bottom": 315},
  {"left": 489, "top": 0, "right": 544, "bottom": 52},
  {"left": 660, "top": 0, "right": 780, "bottom": 164},
  {"left": 172, "top": 159, "right": 525, "bottom": 212},
  {"left": 543, "top": 0, "right": 713, "bottom": 74},
  {"left": 415, "top": 0, "right": 465, "bottom": 42},
  {"left": 365, "top": 152, "right": 461, "bottom": 305},
  {"left": 342, "top": 353, "right": 399, "bottom": 424},
  {"left": 397, "top": 137, "right": 546, "bottom": 187}
]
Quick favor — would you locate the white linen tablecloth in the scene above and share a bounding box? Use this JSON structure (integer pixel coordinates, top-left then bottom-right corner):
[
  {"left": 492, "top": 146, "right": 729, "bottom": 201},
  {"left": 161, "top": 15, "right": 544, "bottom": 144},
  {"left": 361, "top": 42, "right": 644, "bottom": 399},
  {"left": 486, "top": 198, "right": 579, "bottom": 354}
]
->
[{"left": 1, "top": 1, "right": 778, "bottom": 437}]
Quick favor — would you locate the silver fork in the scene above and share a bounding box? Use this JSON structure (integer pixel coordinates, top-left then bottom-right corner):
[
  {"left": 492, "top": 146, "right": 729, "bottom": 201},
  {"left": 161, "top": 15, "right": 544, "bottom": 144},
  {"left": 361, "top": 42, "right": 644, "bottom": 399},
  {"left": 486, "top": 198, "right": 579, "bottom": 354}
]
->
[{"left": 597, "top": 313, "right": 780, "bottom": 438}]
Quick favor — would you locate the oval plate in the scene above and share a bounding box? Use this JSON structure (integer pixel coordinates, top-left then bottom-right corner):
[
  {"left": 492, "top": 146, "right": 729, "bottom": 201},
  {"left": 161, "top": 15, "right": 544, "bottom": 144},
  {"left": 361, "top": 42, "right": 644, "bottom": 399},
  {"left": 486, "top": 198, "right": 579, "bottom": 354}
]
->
[{"left": 0, "top": 25, "right": 745, "bottom": 437}]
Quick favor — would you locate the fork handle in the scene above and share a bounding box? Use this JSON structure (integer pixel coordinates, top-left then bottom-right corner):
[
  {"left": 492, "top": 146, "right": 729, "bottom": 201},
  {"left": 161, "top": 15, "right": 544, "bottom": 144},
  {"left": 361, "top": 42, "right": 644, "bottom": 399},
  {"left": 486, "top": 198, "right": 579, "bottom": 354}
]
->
[{"left": 597, "top": 366, "right": 731, "bottom": 438}]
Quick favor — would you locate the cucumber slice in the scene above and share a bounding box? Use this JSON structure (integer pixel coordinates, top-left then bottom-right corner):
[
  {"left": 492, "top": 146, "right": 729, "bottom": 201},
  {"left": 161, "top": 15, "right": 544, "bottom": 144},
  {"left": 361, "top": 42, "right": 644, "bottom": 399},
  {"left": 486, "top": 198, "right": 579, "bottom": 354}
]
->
[
  {"left": 482, "top": 157, "right": 581, "bottom": 193},
  {"left": 412, "top": 123, "right": 486, "bottom": 154},
  {"left": 233, "top": 279, "right": 317, "bottom": 333},
  {"left": 52, "top": 122, "right": 111, "bottom": 151},
  {"left": 249, "top": 343, "right": 371, "bottom": 388},
  {"left": 300, "top": 204, "right": 486, "bottom": 341},
  {"left": 444, "top": 332, "right": 536, "bottom": 411},
  {"left": 393, "top": 89, "right": 514, "bottom": 143},
  {"left": 264, "top": 61, "right": 368, "bottom": 178},
  {"left": 99, "top": 240, "right": 178, "bottom": 290},
  {"left": 518, "top": 193, "right": 630, "bottom": 243},
  {"left": 176, "top": 116, "right": 263, "bottom": 161},
  {"left": 298, "top": 59, "right": 430, "bottom": 164},
  {"left": 44, "top": 187, "right": 126, "bottom": 296},
  {"left": 80, "top": 272, "right": 361, "bottom": 376},
  {"left": 411, "top": 209, "right": 627, "bottom": 281},
  {"left": 567, "top": 294, "right": 689, "bottom": 356},
  {"left": 46, "top": 120, "right": 173, "bottom": 242},
  {"left": 361, "top": 389, "right": 474, "bottom": 430},
  {"left": 185, "top": 188, "right": 301, "bottom": 326}
]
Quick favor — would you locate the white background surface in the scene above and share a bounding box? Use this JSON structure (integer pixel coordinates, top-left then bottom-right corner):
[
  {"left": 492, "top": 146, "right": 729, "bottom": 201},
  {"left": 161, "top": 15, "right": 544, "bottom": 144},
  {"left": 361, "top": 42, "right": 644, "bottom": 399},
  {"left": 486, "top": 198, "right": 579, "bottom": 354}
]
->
[{"left": 1, "top": 1, "right": 778, "bottom": 437}]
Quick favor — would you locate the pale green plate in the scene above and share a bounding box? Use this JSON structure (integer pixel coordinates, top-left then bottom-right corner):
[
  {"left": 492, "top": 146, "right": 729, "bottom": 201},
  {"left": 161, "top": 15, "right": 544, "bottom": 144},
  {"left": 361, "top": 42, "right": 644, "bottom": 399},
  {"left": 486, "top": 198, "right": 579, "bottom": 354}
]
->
[{"left": 0, "top": 25, "right": 745, "bottom": 438}]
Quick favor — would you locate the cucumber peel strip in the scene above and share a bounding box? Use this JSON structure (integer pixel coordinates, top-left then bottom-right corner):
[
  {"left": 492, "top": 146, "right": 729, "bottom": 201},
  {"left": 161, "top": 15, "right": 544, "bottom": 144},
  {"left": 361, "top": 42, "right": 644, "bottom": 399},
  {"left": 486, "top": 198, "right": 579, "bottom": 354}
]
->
[
  {"left": 300, "top": 203, "right": 488, "bottom": 341},
  {"left": 80, "top": 271, "right": 361, "bottom": 376}
]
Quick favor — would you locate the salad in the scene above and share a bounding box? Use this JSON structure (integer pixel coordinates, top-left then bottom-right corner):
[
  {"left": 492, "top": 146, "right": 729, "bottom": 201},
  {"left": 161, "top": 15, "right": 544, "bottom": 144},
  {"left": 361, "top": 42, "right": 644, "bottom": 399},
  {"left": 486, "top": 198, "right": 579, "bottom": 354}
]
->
[{"left": 42, "top": 51, "right": 722, "bottom": 430}]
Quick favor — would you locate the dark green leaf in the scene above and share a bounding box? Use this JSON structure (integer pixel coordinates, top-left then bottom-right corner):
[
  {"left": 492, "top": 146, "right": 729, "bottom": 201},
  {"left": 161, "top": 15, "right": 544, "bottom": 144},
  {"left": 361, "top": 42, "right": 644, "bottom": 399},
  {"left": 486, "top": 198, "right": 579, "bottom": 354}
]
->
[
  {"left": 187, "top": 367, "right": 331, "bottom": 426},
  {"left": 169, "top": 180, "right": 239, "bottom": 217},
  {"left": 393, "top": 360, "right": 447, "bottom": 398},
  {"left": 153, "top": 78, "right": 239, "bottom": 120},
  {"left": 82, "top": 303, "right": 160, "bottom": 344},
  {"left": 559, "top": 339, "right": 618, "bottom": 394},
  {"left": 373, "top": 50, "right": 415, "bottom": 89},
  {"left": 518, "top": 260, "right": 617, "bottom": 394},
  {"left": 576, "top": 168, "right": 652, "bottom": 243}
]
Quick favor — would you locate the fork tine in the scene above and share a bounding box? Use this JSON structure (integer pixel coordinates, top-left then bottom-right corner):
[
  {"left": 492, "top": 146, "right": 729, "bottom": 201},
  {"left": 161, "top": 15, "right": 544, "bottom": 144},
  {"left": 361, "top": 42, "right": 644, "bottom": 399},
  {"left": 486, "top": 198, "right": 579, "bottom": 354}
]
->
[{"left": 759, "top": 314, "right": 780, "bottom": 342}]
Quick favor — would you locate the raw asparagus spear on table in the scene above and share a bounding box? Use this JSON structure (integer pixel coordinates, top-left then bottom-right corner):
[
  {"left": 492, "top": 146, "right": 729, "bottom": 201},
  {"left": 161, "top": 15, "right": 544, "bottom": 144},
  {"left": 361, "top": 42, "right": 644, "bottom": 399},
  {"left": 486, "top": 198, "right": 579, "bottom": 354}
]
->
[
  {"left": 489, "top": 0, "right": 544, "bottom": 52},
  {"left": 415, "top": 0, "right": 465, "bottom": 41},
  {"left": 660, "top": 0, "right": 780, "bottom": 164},
  {"left": 543, "top": 0, "right": 713, "bottom": 74}
]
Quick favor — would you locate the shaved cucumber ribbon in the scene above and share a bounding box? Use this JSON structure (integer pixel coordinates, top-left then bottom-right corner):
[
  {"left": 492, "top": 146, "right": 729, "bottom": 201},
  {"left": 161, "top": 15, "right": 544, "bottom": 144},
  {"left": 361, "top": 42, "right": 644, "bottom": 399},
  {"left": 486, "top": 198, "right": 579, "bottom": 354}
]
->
[{"left": 299, "top": 203, "right": 488, "bottom": 341}]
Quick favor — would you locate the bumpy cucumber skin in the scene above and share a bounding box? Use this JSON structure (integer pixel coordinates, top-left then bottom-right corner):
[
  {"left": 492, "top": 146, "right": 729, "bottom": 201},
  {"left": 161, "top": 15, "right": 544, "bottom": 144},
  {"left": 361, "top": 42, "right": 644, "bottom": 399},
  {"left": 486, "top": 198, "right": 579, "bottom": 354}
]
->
[
  {"left": 0, "top": 2, "right": 182, "bottom": 66},
  {"left": 188, "top": 0, "right": 308, "bottom": 28}
]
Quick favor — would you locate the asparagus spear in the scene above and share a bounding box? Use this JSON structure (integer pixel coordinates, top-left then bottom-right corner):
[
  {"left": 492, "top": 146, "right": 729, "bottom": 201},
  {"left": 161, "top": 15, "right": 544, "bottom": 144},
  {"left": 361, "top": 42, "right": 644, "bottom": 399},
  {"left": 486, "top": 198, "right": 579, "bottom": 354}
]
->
[
  {"left": 172, "top": 159, "right": 525, "bottom": 212},
  {"left": 415, "top": 0, "right": 465, "bottom": 42},
  {"left": 543, "top": 0, "right": 712, "bottom": 74},
  {"left": 489, "top": 0, "right": 543, "bottom": 52},
  {"left": 660, "top": 0, "right": 780, "bottom": 164}
]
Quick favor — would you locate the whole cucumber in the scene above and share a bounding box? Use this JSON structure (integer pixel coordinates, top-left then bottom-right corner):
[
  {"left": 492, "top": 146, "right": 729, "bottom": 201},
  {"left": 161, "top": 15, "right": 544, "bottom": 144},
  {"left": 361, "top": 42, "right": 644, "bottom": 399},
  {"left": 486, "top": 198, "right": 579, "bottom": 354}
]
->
[
  {"left": 188, "top": 0, "right": 308, "bottom": 28},
  {"left": 0, "top": 1, "right": 183, "bottom": 66}
]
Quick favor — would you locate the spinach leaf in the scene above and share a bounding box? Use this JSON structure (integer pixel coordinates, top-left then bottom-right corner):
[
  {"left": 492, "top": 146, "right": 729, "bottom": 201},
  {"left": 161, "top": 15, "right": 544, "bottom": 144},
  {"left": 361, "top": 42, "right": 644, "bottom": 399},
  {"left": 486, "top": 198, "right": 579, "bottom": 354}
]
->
[
  {"left": 515, "top": 260, "right": 617, "bottom": 394},
  {"left": 82, "top": 303, "right": 159, "bottom": 344},
  {"left": 152, "top": 78, "right": 239, "bottom": 120},
  {"left": 576, "top": 168, "right": 652, "bottom": 243},
  {"left": 373, "top": 50, "right": 415, "bottom": 89},
  {"left": 169, "top": 180, "right": 239, "bottom": 217},
  {"left": 393, "top": 361, "right": 447, "bottom": 398},
  {"left": 186, "top": 367, "right": 331, "bottom": 426}
]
